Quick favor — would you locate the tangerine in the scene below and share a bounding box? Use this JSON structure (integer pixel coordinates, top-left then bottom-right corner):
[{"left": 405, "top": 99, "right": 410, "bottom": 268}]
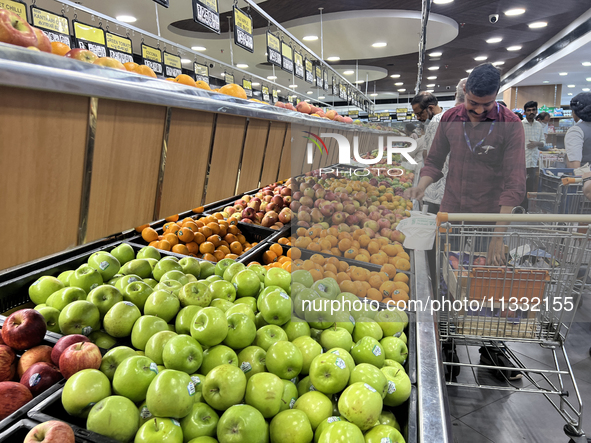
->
[
  {"left": 51, "top": 41, "right": 70, "bottom": 56},
  {"left": 142, "top": 227, "right": 158, "bottom": 243},
  {"left": 219, "top": 83, "right": 247, "bottom": 99}
]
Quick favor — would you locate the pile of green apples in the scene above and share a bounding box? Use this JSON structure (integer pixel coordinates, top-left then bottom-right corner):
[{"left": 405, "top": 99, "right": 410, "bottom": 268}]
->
[{"left": 27, "top": 243, "right": 411, "bottom": 443}]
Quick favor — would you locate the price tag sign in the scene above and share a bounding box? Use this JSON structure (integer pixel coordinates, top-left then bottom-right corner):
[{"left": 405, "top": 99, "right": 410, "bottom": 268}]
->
[
  {"left": 305, "top": 59, "right": 314, "bottom": 84},
  {"left": 323, "top": 70, "right": 329, "bottom": 91},
  {"left": 349, "top": 111, "right": 359, "bottom": 119},
  {"left": 194, "top": 63, "right": 209, "bottom": 84},
  {"left": 272, "top": 89, "right": 278, "bottom": 103},
  {"left": 262, "top": 85, "right": 270, "bottom": 102},
  {"left": 281, "top": 41, "right": 293, "bottom": 73},
  {"left": 339, "top": 84, "right": 347, "bottom": 100},
  {"left": 396, "top": 108, "right": 408, "bottom": 121},
  {"left": 225, "top": 72, "right": 235, "bottom": 85},
  {"left": 369, "top": 112, "right": 380, "bottom": 122},
  {"left": 153, "top": 0, "right": 169, "bottom": 6},
  {"left": 294, "top": 51, "right": 304, "bottom": 80},
  {"left": 1, "top": 0, "right": 27, "bottom": 21},
  {"left": 316, "top": 66, "right": 323, "bottom": 88},
  {"left": 242, "top": 79, "right": 252, "bottom": 97},
  {"left": 267, "top": 31, "right": 281, "bottom": 67},
  {"left": 332, "top": 77, "right": 338, "bottom": 96},
  {"left": 233, "top": 7, "right": 253, "bottom": 53},
  {"left": 380, "top": 111, "right": 391, "bottom": 121},
  {"left": 192, "top": 0, "right": 220, "bottom": 34},
  {"left": 105, "top": 32, "right": 133, "bottom": 64},
  {"left": 31, "top": 7, "right": 70, "bottom": 46},
  {"left": 141, "top": 43, "right": 163, "bottom": 76},
  {"left": 73, "top": 21, "right": 107, "bottom": 58},
  {"left": 163, "top": 52, "right": 182, "bottom": 78}
]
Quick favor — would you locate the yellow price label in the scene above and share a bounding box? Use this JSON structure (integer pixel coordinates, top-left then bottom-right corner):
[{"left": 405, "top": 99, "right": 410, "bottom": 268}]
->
[
  {"left": 267, "top": 32, "right": 280, "bottom": 52},
  {"left": 396, "top": 108, "right": 408, "bottom": 114},
  {"left": 234, "top": 8, "right": 252, "bottom": 34},
  {"left": 243, "top": 80, "right": 252, "bottom": 90},
  {"left": 305, "top": 60, "right": 313, "bottom": 71},
  {"left": 106, "top": 33, "right": 132, "bottom": 54},
  {"left": 195, "top": 63, "right": 208, "bottom": 76},
  {"left": 74, "top": 22, "right": 105, "bottom": 45},
  {"left": 294, "top": 52, "right": 303, "bottom": 67},
  {"left": 142, "top": 44, "right": 162, "bottom": 63},
  {"left": 0, "top": 0, "right": 26, "bottom": 20},
  {"left": 281, "top": 42, "right": 292, "bottom": 59},
  {"left": 201, "top": 0, "right": 218, "bottom": 12},
  {"left": 32, "top": 8, "right": 68, "bottom": 34},
  {"left": 164, "top": 52, "right": 182, "bottom": 69}
]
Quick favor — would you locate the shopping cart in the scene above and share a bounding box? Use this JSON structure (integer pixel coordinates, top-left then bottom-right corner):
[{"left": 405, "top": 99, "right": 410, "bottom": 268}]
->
[{"left": 436, "top": 212, "right": 591, "bottom": 442}]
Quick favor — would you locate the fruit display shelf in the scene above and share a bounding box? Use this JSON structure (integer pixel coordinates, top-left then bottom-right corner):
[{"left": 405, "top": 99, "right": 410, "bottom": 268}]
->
[{"left": 0, "top": 417, "right": 116, "bottom": 443}]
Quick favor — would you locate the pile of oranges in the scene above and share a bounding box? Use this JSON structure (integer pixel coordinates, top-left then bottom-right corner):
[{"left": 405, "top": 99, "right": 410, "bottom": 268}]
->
[
  {"left": 139, "top": 214, "right": 257, "bottom": 262},
  {"left": 249, "top": 244, "right": 292, "bottom": 272},
  {"left": 292, "top": 253, "right": 411, "bottom": 306},
  {"left": 292, "top": 227, "right": 411, "bottom": 271}
]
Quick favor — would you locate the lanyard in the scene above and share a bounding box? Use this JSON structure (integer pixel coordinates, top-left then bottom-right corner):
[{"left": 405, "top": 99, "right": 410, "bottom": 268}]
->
[{"left": 463, "top": 103, "right": 499, "bottom": 153}]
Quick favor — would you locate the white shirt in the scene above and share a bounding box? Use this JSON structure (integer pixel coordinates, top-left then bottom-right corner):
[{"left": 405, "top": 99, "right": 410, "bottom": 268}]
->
[
  {"left": 422, "top": 112, "right": 445, "bottom": 204},
  {"left": 522, "top": 120, "right": 545, "bottom": 168},
  {"left": 565, "top": 125, "right": 585, "bottom": 162}
]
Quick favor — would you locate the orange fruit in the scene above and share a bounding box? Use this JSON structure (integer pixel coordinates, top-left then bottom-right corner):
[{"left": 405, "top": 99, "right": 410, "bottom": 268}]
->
[
  {"left": 309, "top": 269, "right": 324, "bottom": 281},
  {"left": 379, "top": 281, "right": 397, "bottom": 298},
  {"left": 381, "top": 264, "right": 397, "bottom": 279},
  {"left": 207, "top": 235, "right": 222, "bottom": 247},
  {"left": 339, "top": 280, "right": 357, "bottom": 294},
  {"left": 213, "top": 250, "right": 225, "bottom": 261},
  {"left": 186, "top": 242, "right": 199, "bottom": 254},
  {"left": 396, "top": 259, "right": 411, "bottom": 271},
  {"left": 202, "top": 253, "right": 216, "bottom": 262},
  {"left": 263, "top": 250, "right": 278, "bottom": 264},
  {"left": 135, "top": 223, "right": 149, "bottom": 233},
  {"left": 157, "top": 240, "right": 171, "bottom": 251},
  {"left": 368, "top": 275, "right": 383, "bottom": 289},
  {"left": 218, "top": 245, "right": 231, "bottom": 255},
  {"left": 397, "top": 252, "right": 410, "bottom": 261},
  {"left": 137, "top": 65, "right": 157, "bottom": 78},
  {"left": 207, "top": 223, "right": 221, "bottom": 235},
  {"left": 193, "top": 206, "right": 205, "bottom": 213},
  {"left": 338, "top": 261, "right": 349, "bottom": 272},
  {"left": 225, "top": 254, "right": 239, "bottom": 260},
  {"left": 193, "top": 232, "right": 206, "bottom": 244},
  {"left": 165, "top": 214, "right": 179, "bottom": 222},
  {"left": 394, "top": 273, "right": 409, "bottom": 284},
  {"left": 142, "top": 227, "right": 158, "bottom": 243},
  {"left": 183, "top": 221, "right": 199, "bottom": 232},
  {"left": 370, "top": 255, "right": 386, "bottom": 266},
  {"left": 164, "top": 233, "right": 179, "bottom": 247},
  {"left": 219, "top": 83, "right": 247, "bottom": 99},
  {"left": 195, "top": 80, "right": 211, "bottom": 90},
  {"left": 282, "top": 262, "right": 292, "bottom": 272},
  {"left": 269, "top": 244, "right": 283, "bottom": 257},
  {"left": 344, "top": 249, "right": 357, "bottom": 259},
  {"left": 51, "top": 41, "right": 70, "bottom": 56},
  {"left": 278, "top": 238, "right": 290, "bottom": 245},
  {"left": 177, "top": 227, "right": 195, "bottom": 243},
  {"left": 175, "top": 74, "right": 197, "bottom": 87},
  {"left": 367, "top": 288, "right": 382, "bottom": 302},
  {"left": 199, "top": 242, "right": 215, "bottom": 254},
  {"left": 395, "top": 282, "right": 410, "bottom": 293},
  {"left": 230, "top": 242, "right": 243, "bottom": 255},
  {"left": 123, "top": 62, "right": 140, "bottom": 73},
  {"left": 172, "top": 244, "right": 190, "bottom": 255}
]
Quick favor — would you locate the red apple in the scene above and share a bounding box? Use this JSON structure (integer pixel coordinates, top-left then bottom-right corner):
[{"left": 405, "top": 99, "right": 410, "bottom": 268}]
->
[
  {"left": 275, "top": 101, "right": 286, "bottom": 108},
  {"left": 326, "top": 110, "right": 338, "bottom": 120},
  {"left": 0, "top": 9, "right": 38, "bottom": 49},
  {"left": 0, "top": 345, "right": 16, "bottom": 382},
  {"left": 20, "top": 362, "right": 62, "bottom": 397},
  {"left": 24, "top": 420, "right": 75, "bottom": 443},
  {"left": 285, "top": 103, "right": 296, "bottom": 112},
  {"left": 94, "top": 56, "right": 125, "bottom": 70},
  {"left": 59, "top": 342, "right": 101, "bottom": 379},
  {"left": 17, "top": 345, "right": 53, "bottom": 378},
  {"left": 343, "top": 117, "right": 353, "bottom": 124},
  {"left": 64, "top": 48, "right": 98, "bottom": 63},
  {"left": 0, "top": 381, "right": 33, "bottom": 419},
  {"left": 1, "top": 309, "right": 46, "bottom": 351},
  {"left": 51, "top": 334, "right": 90, "bottom": 366},
  {"left": 296, "top": 101, "right": 312, "bottom": 114},
  {"left": 32, "top": 28, "right": 51, "bottom": 52}
]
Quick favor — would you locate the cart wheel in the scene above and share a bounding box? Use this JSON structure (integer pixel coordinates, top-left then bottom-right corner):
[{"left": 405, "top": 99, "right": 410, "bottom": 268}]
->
[{"left": 564, "top": 424, "right": 587, "bottom": 441}]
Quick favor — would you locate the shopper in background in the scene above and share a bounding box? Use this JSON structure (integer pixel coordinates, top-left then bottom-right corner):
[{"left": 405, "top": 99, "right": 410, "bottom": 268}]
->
[
  {"left": 536, "top": 111, "right": 551, "bottom": 138},
  {"left": 514, "top": 111, "right": 523, "bottom": 121},
  {"left": 521, "top": 101, "right": 546, "bottom": 210},
  {"left": 411, "top": 92, "right": 443, "bottom": 163},
  {"left": 565, "top": 92, "right": 591, "bottom": 170}
]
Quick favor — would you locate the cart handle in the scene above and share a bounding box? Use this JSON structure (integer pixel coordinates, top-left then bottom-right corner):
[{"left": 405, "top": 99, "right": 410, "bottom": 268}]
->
[
  {"left": 562, "top": 177, "right": 581, "bottom": 185},
  {"left": 436, "top": 212, "right": 591, "bottom": 224}
]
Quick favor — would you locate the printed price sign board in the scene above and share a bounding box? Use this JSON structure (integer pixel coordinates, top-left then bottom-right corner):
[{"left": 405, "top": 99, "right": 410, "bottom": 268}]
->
[
  {"left": 225, "top": 72, "right": 235, "bottom": 85},
  {"left": 379, "top": 111, "right": 391, "bottom": 121},
  {"left": 272, "top": 89, "right": 278, "bottom": 103},
  {"left": 105, "top": 32, "right": 133, "bottom": 64},
  {"left": 242, "top": 79, "right": 252, "bottom": 97},
  {"left": 31, "top": 7, "right": 70, "bottom": 46},
  {"left": 192, "top": 0, "right": 220, "bottom": 34},
  {"left": 305, "top": 59, "right": 314, "bottom": 84},
  {"left": 1, "top": 0, "right": 26, "bottom": 20},
  {"left": 266, "top": 31, "right": 281, "bottom": 67},
  {"left": 323, "top": 70, "right": 329, "bottom": 91},
  {"left": 163, "top": 52, "right": 182, "bottom": 78},
  {"left": 73, "top": 21, "right": 106, "bottom": 58},
  {"left": 281, "top": 41, "right": 293, "bottom": 73},
  {"left": 141, "top": 43, "right": 163, "bottom": 76},
  {"left": 194, "top": 63, "right": 209, "bottom": 84},
  {"left": 262, "top": 85, "right": 270, "bottom": 102},
  {"left": 316, "top": 66, "right": 322, "bottom": 88},
  {"left": 233, "top": 7, "right": 253, "bottom": 52},
  {"left": 294, "top": 51, "right": 304, "bottom": 79}
]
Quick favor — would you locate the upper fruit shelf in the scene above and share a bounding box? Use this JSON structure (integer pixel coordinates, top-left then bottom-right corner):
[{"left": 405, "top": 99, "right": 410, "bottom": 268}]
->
[{"left": 0, "top": 43, "right": 393, "bottom": 134}]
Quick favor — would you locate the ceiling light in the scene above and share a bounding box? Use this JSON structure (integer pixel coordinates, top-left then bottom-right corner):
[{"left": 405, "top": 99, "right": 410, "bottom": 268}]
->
[
  {"left": 428, "top": 66, "right": 439, "bottom": 71},
  {"left": 492, "top": 61, "right": 505, "bottom": 65},
  {"left": 486, "top": 37, "right": 503, "bottom": 43},
  {"left": 507, "top": 46, "right": 521, "bottom": 51},
  {"left": 390, "top": 74, "right": 401, "bottom": 78},
  {"left": 433, "top": 0, "right": 454, "bottom": 4},
  {"left": 276, "top": 90, "right": 281, "bottom": 93},
  {"left": 505, "top": 8, "right": 526, "bottom": 16},
  {"left": 267, "top": 76, "right": 277, "bottom": 80},
  {"left": 583, "top": 62, "right": 591, "bottom": 67},
  {"left": 559, "top": 72, "right": 568, "bottom": 76},
  {"left": 307, "top": 91, "right": 314, "bottom": 95},
  {"left": 427, "top": 76, "right": 437, "bottom": 80},
  {"left": 191, "top": 46, "right": 206, "bottom": 51},
  {"left": 116, "top": 15, "right": 137, "bottom": 23},
  {"left": 303, "top": 36, "right": 318, "bottom": 41},
  {"left": 221, "top": 73, "right": 225, "bottom": 77},
  {"left": 568, "top": 85, "right": 575, "bottom": 88},
  {"left": 252, "top": 82, "right": 260, "bottom": 86},
  {"left": 370, "top": 93, "right": 378, "bottom": 97},
  {"left": 236, "top": 64, "right": 248, "bottom": 69},
  {"left": 394, "top": 82, "right": 403, "bottom": 86},
  {"left": 181, "top": 59, "right": 191, "bottom": 64},
  {"left": 426, "top": 89, "right": 434, "bottom": 93},
  {"left": 397, "top": 88, "right": 406, "bottom": 92},
  {"left": 327, "top": 56, "right": 340, "bottom": 61},
  {"left": 289, "top": 85, "right": 298, "bottom": 88},
  {"left": 427, "top": 84, "right": 435, "bottom": 87},
  {"left": 583, "top": 88, "right": 590, "bottom": 92},
  {"left": 372, "top": 42, "right": 387, "bottom": 48},
  {"left": 474, "top": 56, "right": 488, "bottom": 61},
  {"left": 568, "top": 93, "right": 573, "bottom": 96},
  {"left": 343, "top": 70, "right": 355, "bottom": 75},
  {"left": 354, "top": 80, "right": 364, "bottom": 84},
  {"left": 587, "top": 78, "right": 591, "bottom": 82},
  {"left": 543, "top": 80, "right": 549, "bottom": 83},
  {"left": 318, "top": 96, "right": 325, "bottom": 99},
  {"left": 429, "top": 52, "right": 442, "bottom": 57},
  {"left": 529, "top": 21, "right": 547, "bottom": 29}
]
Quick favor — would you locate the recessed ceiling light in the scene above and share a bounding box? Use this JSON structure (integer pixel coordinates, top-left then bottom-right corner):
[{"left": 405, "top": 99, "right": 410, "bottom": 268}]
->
[
  {"left": 267, "top": 76, "right": 277, "bottom": 80},
  {"left": 474, "top": 56, "right": 488, "bottom": 61},
  {"left": 252, "top": 82, "right": 260, "bottom": 86},
  {"left": 397, "top": 88, "right": 406, "bottom": 92},
  {"left": 370, "top": 93, "right": 378, "bottom": 97},
  {"left": 492, "top": 61, "right": 505, "bottom": 65},
  {"left": 429, "top": 52, "right": 442, "bottom": 57},
  {"left": 305, "top": 99, "right": 310, "bottom": 102},
  {"left": 433, "top": 0, "right": 454, "bottom": 4},
  {"left": 587, "top": 77, "right": 591, "bottom": 82},
  {"left": 559, "top": 72, "right": 568, "bottom": 76},
  {"left": 427, "top": 76, "right": 437, "bottom": 80},
  {"left": 529, "top": 22, "right": 547, "bottom": 29},
  {"left": 507, "top": 46, "right": 522, "bottom": 51},
  {"left": 318, "top": 96, "right": 325, "bottom": 99},
  {"left": 583, "top": 88, "right": 590, "bottom": 92},
  {"left": 372, "top": 42, "right": 387, "bottom": 48},
  {"left": 116, "top": 15, "right": 136, "bottom": 23},
  {"left": 306, "top": 91, "right": 313, "bottom": 95},
  {"left": 390, "top": 74, "right": 401, "bottom": 78},
  {"left": 486, "top": 37, "right": 503, "bottom": 43},
  {"left": 303, "top": 36, "right": 318, "bottom": 41},
  {"left": 354, "top": 80, "right": 364, "bottom": 84},
  {"left": 181, "top": 59, "right": 191, "bottom": 64},
  {"left": 327, "top": 56, "right": 340, "bottom": 61},
  {"left": 343, "top": 70, "right": 355, "bottom": 75},
  {"left": 192, "top": 46, "right": 206, "bottom": 51},
  {"left": 395, "top": 82, "right": 403, "bottom": 86},
  {"left": 568, "top": 93, "right": 573, "bottom": 96},
  {"left": 568, "top": 85, "right": 575, "bottom": 88},
  {"left": 543, "top": 80, "right": 549, "bottom": 83},
  {"left": 505, "top": 8, "right": 526, "bottom": 16},
  {"left": 221, "top": 73, "right": 225, "bottom": 77},
  {"left": 427, "top": 84, "right": 435, "bottom": 87},
  {"left": 426, "top": 89, "right": 434, "bottom": 93},
  {"left": 236, "top": 64, "right": 249, "bottom": 69},
  {"left": 583, "top": 62, "right": 591, "bottom": 66},
  {"left": 276, "top": 90, "right": 281, "bottom": 93},
  {"left": 289, "top": 85, "right": 298, "bottom": 88},
  {"left": 428, "top": 66, "right": 439, "bottom": 71}
]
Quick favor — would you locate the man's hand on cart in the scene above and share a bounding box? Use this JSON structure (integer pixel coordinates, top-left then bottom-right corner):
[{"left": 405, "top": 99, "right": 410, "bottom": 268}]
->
[
  {"left": 487, "top": 236, "right": 506, "bottom": 266},
  {"left": 583, "top": 171, "right": 591, "bottom": 201},
  {"left": 405, "top": 186, "right": 424, "bottom": 201}
]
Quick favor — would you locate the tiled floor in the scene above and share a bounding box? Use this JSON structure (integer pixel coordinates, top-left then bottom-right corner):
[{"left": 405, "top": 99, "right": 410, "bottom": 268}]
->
[{"left": 446, "top": 293, "right": 591, "bottom": 443}]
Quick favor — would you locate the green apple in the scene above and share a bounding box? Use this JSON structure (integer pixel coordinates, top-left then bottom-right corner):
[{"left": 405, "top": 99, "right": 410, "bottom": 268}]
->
[
  {"left": 155, "top": 280, "right": 183, "bottom": 296},
  {"left": 254, "top": 325, "right": 288, "bottom": 351},
  {"left": 283, "top": 320, "right": 310, "bottom": 341},
  {"left": 353, "top": 318, "right": 383, "bottom": 342},
  {"left": 123, "top": 281, "right": 154, "bottom": 311},
  {"left": 292, "top": 336, "right": 322, "bottom": 375},
  {"left": 224, "top": 313, "right": 256, "bottom": 349},
  {"left": 381, "top": 366, "right": 411, "bottom": 407},
  {"left": 304, "top": 309, "right": 334, "bottom": 330},
  {"left": 135, "top": 418, "right": 183, "bottom": 443},
  {"left": 270, "top": 409, "right": 313, "bottom": 443},
  {"left": 266, "top": 341, "right": 303, "bottom": 380},
  {"left": 311, "top": 279, "right": 340, "bottom": 300},
  {"left": 310, "top": 328, "right": 323, "bottom": 342},
  {"left": 326, "top": 348, "right": 355, "bottom": 373},
  {"left": 245, "top": 371, "right": 283, "bottom": 418},
  {"left": 200, "top": 345, "right": 238, "bottom": 375},
  {"left": 115, "top": 274, "right": 143, "bottom": 293},
  {"left": 87, "top": 285, "right": 123, "bottom": 317},
  {"left": 58, "top": 300, "right": 100, "bottom": 336},
  {"left": 202, "top": 363, "right": 246, "bottom": 410},
  {"left": 214, "top": 258, "right": 235, "bottom": 277},
  {"left": 258, "top": 288, "right": 291, "bottom": 325},
  {"left": 144, "top": 278, "right": 158, "bottom": 289},
  {"left": 168, "top": 324, "right": 176, "bottom": 332},
  {"left": 88, "top": 331, "right": 117, "bottom": 349},
  {"left": 87, "top": 395, "right": 139, "bottom": 442},
  {"left": 178, "top": 282, "right": 211, "bottom": 308},
  {"left": 294, "top": 391, "right": 333, "bottom": 431},
  {"left": 264, "top": 267, "right": 291, "bottom": 293},
  {"left": 57, "top": 270, "right": 73, "bottom": 286},
  {"left": 237, "top": 346, "right": 267, "bottom": 381},
  {"left": 205, "top": 275, "right": 222, "bottom": 283},
  {"left": 254, "top": 312, "right": 268, "bottom": 330},
  {"left": 364, "top": 424, "right": 405, "bottom": 443},
  {"left": 225, "top": 303, "right": 255, "bottom": 323},
  {"left": 189, "top": 374, "right": 205, "bottom": 403},
  {"left": 379, "top": 410, "right": 401, "bottom": 431},
  {"left": 308, "top": 353, "right": 349, "bottom": 395},
  {"left": 153, "top": 258, "right": 183, "bottom": 281},
  {"left": 290, "top": 282, "right": 307, "bottom": 300},
  {"left": 234, "top": 296, "right": 257, "bottom": 313},
  {"left": 29, "top": 276, "right": 64, "bottom": 305},
  {"left": 292, "top": 269, "right": 314, "bottom": 288},
  {"left": 163, "top": 334, "right": 203, "bottom": 374},
  {"left": 380, "top": 337, "right": 408, "bottom": 365},
  {"left": 180, "top": 402, "right": 219, "bottom": 441},
  {"left": 138, "top": 400, "right": 153, "bottom": 426},
  {"left": 179, "top": 256, "right": 201, "bottom": 278},
  {"left": 108, "top": 274, "right": 124, "bottom": 286},
  {"left": 146, "top": 257, "right": 160, "bottom": 271},
  {"left": 297, "top": 376, "right": 314, "bottom": 396},
  {"left": 175, "top": 306, "right": 202, "bottom": 335},
  {"left": 216, "top": 404, "right": 267, "bottom": 443},
  {"left": 137, "top": 246, "right": 161, "bottom": 261},
  {"left": 338, "top": 382, "right": 382, "bottom": 431},
  {"left": 335, "top": 310, "right": 356, "bottom": 334},
  {"left": 317, "top": 421, "right": 364, "bottom": 443},
  {"left": 69, "top": 265, "right": 103, "bottom": 294},
  {"left": 190, "top": 307, "right": 228, "bottom": 347},
  {"left": 35, "top": 306, "right": 60, "bottom": 333},
  {"left": 247, "top": 264, "right": 267, "bottom": 283},
  {"left": 199, "top": 262, "right": 215, "bottom": 279},
  {"left": 223, "top": 262, "right": 246, "bottom": 282},
  {"left": 314, "top": 417, "right": 343, "bottom": 443},
  {"left": 231, "top": 269, "right": 260, "bottom": 298},
  {"left": 278, "top": 379, "right": 297, "bottom": 411},
  {"left": 132, "top": 315, "right": 169, "bottom": 350},
  {"left": 351, "top": 336, "right": 385, "bottom": 367},
  {"left": 206, "top": 280, "right": 236, "bottom": 303},
  {"left": 113, "top": 355, "right": 159, "bottom": 402},
  {"left": 144, "top": 290, "right": 180, "bottom": 322},
  {"left": 46, "top": 287, "right": 86, "bottom": 311},
  {"left": 320, "top": 327, "right": 353, "bottom": 351},
  {"left": 103, "top": 301, "right": 141, "bottom": 337},
  {"left": 293, "top": 288, "right": 320, "bottom": 319},
  {"left": 349, "top": 363, "right": 388, "bottom": 398},
  {"left": 62, "top": 369, "right": 111, "bottom": 418},
  {"left": 88, "top": 252, "right": 121, "bottom": 281},
  {"left": 399, "top": 331, "right": 407, "bottom": 345},
  {"left": 375, "top": 310, "right": 405, "bottom": 337},
  {"left": 121, "top": 259, "right": 152, "bottom": 279},
  {"left": 145, "top": 330, "right": 178, "bottom": 365},
  {"left": 100, "top": 346, "right": 137, "bottom": 380},
  {"left": 111, "top": 243, "right": 135, "bottom": 265},
  {"left": 210, "top": 299, "right": 234, "bottom": 312},
  {"left": 146, "top": 369, "right": 195, "bottom": 419},
  {"left": 162, "top": 270, "right": 191, "bottom": 286}
]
